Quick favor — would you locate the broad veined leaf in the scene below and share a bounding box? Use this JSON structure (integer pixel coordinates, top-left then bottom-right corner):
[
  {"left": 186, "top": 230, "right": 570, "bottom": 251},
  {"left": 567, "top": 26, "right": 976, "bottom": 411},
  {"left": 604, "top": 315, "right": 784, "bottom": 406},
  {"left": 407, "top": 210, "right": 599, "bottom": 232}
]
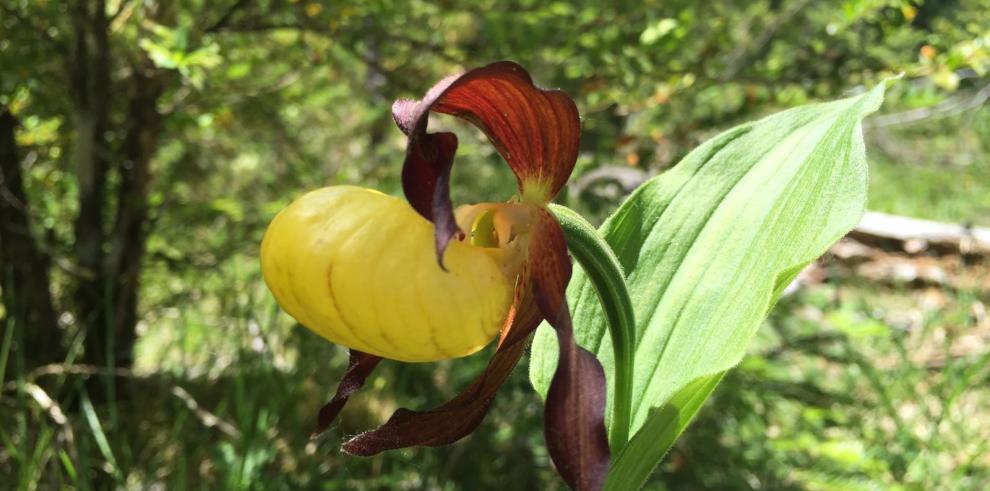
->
[
  {"left": 603, "top": 372, "right": 724, "bottom": 490},
  {"left": 530, "top": 82, "right": 886, "bottom": 486}
]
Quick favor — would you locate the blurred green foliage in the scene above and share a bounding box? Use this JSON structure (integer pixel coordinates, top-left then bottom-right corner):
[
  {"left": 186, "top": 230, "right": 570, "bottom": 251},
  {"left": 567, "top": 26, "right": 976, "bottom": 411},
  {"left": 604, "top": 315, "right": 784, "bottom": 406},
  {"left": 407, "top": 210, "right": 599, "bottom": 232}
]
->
[{"left": 1, "top": 0, "right": 989, "bottom": 489}]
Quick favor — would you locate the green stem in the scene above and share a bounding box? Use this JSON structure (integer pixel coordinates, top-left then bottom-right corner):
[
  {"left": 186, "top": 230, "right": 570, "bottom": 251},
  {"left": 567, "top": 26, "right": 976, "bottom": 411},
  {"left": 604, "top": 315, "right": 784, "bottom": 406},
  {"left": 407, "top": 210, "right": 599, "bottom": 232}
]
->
[{"left": 549, "top": 203, "right": 635, "bottom": 452}]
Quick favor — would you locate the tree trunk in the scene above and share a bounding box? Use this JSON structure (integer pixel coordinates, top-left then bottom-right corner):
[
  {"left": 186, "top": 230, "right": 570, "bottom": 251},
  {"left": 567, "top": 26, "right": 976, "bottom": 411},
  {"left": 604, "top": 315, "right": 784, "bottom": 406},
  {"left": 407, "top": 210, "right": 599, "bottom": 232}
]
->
[
  {"left": 90, "top": 65, "right": 166, "bottom": 368},
  {"left": 70, "top": 0, "right": 115, "bottom": 365},
  {"left": 68, "top": 0, "right": 166, "bottom": 369},
  {"left": 0, "top": 109, "right": 62, "bottom": 370}
]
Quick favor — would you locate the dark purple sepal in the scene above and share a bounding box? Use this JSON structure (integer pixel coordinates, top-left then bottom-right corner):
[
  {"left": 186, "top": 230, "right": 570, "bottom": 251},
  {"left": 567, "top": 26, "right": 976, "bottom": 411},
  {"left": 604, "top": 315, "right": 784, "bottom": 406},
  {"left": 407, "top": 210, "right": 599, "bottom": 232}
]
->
[
  {"left": 544, "top": 304, "right": 610, "bottom": 491},
  {"left": 399, "top": 131, "right": 462, "bottom": 269}
]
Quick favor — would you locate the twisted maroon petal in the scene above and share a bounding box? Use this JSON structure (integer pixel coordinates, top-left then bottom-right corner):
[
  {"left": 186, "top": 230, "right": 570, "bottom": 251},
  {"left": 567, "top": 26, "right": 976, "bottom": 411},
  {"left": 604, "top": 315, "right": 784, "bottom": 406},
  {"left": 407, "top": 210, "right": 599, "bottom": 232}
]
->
[
  {"left": 312, "top": 350, "right": 382, "bottom": 437},
  {"left": 395, "top": 61, "right": 580, "bottom": 262},
  {"left": 529, "top": 210, "right": 610, "bottom": 491},
  {"left": 341, "top": 275, "right": 543, "bottom": 454},
  {"left": 340, "top": 339, "right": 528, "bottom": 454}
]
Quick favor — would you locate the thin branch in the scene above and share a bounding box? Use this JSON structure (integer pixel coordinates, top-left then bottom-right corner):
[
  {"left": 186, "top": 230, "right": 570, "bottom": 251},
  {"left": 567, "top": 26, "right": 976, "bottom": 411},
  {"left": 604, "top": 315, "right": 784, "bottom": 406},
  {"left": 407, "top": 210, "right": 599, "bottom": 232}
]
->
[
  {"left": 866, "top": 81, "right": 990, "bottom": 128},
  {"left": 208, "top": 21, "right": 324, "bottom": 34},
  {"left": 170, "top": 386, "right": 242, "bottom": 439},
  {"left": 4, "top": 363, "right": 242, "bottom": 440},
  {"left": 108, "top": 0, "right": 135, "bottom": 25},
  {"left": 204, "top": 0, "right": 254, "bottom": 33},
  {"left": 720, "top": 0, "right": 813, "bottom": 82}
]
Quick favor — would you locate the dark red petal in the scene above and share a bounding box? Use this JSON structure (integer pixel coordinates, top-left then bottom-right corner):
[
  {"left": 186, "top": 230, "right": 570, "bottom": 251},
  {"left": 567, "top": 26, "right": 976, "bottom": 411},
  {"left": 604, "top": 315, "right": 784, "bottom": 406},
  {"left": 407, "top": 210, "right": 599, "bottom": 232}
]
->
[
  {"left": 529, "top": 210, "right": 610, "bottom": 491},
  {"left": 312, "top": 350, "right": 382, "bottom": 437},
  {"left": 396, "top": 61, "right": 580, "bottom": 259},
  {"left": 341, "top": 340, "right": 527, "bottom": 455},
  {"left": 341, "top": 277, "right": 543, "bottom": 455}
]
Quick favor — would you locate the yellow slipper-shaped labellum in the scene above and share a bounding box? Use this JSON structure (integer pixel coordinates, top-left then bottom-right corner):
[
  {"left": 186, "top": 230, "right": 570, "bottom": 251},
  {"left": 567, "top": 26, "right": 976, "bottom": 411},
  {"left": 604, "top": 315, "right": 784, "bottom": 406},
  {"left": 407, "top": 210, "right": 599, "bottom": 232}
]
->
[{"left": 261, "top": 186, "right": 515, "bottom": 362}]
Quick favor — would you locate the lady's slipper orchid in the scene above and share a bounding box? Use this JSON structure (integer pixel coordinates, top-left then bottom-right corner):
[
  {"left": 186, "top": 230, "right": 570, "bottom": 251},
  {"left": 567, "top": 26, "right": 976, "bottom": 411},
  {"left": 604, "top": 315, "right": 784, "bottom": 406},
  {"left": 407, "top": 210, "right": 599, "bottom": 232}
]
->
[{"left": 261, "top": 61, "right": 610, "bottom": 490}]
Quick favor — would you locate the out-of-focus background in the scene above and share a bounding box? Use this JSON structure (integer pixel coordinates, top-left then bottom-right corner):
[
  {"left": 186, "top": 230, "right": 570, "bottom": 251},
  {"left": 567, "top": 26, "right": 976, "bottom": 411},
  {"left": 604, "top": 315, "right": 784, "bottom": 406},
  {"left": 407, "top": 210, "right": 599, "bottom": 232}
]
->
[{"left": 1, "top": 1, "right": 989, "bottom": 489}]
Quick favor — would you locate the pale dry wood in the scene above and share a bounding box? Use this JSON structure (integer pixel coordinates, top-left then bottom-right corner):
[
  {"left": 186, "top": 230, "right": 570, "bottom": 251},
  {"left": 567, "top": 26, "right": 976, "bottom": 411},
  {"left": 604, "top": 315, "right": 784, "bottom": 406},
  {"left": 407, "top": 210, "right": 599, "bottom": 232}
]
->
[{"left": 852, "top": 211, "right": 990, "bottom": 255}]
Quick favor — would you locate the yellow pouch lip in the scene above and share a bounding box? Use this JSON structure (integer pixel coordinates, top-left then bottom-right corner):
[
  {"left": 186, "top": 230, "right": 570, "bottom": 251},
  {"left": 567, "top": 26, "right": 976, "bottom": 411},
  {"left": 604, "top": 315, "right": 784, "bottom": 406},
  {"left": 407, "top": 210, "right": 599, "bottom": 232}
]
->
[{"left": 261, "top": 186, "right": 524, "bottom": 362}]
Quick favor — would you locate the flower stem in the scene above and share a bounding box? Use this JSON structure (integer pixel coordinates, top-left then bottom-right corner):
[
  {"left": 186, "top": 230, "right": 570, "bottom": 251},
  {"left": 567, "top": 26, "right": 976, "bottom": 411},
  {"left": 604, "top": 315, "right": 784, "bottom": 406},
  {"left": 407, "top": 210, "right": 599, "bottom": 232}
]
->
[{"left": 549, "top": 204, "right": 635, "bottom": 452}]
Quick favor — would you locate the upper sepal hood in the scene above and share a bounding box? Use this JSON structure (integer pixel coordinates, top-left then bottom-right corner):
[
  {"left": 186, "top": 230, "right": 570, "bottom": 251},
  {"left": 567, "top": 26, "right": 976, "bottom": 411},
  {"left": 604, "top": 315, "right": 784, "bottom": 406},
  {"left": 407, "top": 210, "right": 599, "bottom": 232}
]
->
[{"left": 394, "top": 61, "right": 581, "bottom": 262}]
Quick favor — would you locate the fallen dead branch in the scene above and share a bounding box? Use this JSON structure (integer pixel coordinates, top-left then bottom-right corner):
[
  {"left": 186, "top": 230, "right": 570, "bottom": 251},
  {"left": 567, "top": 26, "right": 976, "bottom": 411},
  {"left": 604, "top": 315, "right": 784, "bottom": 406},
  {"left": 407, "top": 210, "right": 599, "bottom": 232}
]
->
[
  {"left": 784, "top": 212, "right": 990, "bottom": 297},
  {"left": 850, "top": 211, "right": 990, "bottom": 256}
]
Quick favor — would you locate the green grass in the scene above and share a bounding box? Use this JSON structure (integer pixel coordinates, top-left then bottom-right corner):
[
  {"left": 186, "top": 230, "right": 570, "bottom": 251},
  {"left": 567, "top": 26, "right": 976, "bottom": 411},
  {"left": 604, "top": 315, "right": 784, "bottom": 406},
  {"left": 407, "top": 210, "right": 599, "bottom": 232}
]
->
[
  {"left": 866, "top": 108, "right": 990, "bottom": 226},
  {"left": 657, "top": 268, "right": 990, "bottom": 490},
  {"left": 869, "top": 154, "right": 990, "bottom": 227}
]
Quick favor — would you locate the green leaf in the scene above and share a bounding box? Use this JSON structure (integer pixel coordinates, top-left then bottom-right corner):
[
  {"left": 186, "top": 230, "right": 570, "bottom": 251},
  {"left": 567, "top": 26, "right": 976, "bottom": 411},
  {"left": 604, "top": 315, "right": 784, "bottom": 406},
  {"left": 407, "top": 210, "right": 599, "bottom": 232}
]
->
[
  {"left": 603, "top": 372, "right": 724, "bottom": 491},
  {"left": 639, "top": 18, "right": 678, "bottom": 45},
  {"left": 80, "top": 391, "right": 122, "bottom": 480},
  {"left": 531, "top": 82, "right": 887, "bottom": 485}
]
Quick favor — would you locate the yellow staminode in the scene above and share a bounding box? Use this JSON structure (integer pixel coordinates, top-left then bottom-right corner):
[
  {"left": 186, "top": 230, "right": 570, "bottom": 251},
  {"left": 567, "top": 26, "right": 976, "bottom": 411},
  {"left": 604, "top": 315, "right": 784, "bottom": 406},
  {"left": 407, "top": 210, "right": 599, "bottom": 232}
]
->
[{"left": 260, "top": 186, "right": 515, "bottom": 362}]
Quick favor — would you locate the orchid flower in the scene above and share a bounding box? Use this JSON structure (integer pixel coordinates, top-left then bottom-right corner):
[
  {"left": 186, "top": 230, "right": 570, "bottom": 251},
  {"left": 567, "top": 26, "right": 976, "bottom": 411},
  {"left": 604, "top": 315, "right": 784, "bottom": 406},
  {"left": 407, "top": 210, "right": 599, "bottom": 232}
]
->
[{"left": 261, "top": 62, "right": 610, "bottom": 490}]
